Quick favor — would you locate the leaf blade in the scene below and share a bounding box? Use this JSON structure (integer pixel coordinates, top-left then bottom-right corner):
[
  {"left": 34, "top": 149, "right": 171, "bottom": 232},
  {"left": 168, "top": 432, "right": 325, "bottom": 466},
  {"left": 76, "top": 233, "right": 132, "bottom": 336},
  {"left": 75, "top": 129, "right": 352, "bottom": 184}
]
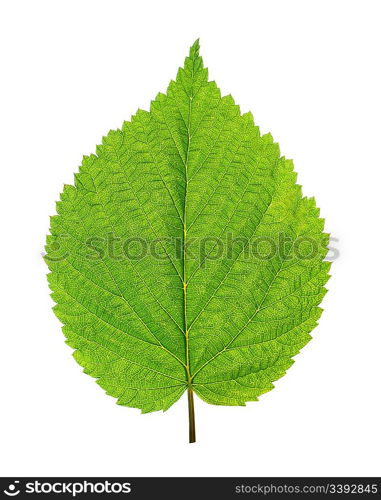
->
[{"left": 46, "top": 40, "right": 330, "bottom": 417}]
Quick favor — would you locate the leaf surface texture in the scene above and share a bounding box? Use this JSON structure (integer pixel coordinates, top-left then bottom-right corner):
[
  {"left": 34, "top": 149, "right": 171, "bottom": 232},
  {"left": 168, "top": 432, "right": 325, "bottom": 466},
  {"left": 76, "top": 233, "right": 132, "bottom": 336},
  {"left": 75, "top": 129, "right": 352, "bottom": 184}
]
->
[{"left": 46, "top": 41, "right": 330, "bottom": 413}]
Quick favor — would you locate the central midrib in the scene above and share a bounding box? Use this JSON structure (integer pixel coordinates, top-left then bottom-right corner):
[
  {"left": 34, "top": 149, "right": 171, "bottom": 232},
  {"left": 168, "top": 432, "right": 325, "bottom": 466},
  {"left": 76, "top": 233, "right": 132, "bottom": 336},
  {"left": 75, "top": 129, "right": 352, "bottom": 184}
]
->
[{"left": 184, "top": 70, "right": 194, "bottom": 387}]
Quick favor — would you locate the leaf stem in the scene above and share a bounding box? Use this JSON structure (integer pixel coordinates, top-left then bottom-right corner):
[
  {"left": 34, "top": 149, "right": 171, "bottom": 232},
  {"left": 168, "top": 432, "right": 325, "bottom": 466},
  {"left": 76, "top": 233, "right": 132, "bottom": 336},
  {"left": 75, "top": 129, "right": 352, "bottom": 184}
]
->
[{"left": 187, "top": 387, "right": 196, "bottom": 443}]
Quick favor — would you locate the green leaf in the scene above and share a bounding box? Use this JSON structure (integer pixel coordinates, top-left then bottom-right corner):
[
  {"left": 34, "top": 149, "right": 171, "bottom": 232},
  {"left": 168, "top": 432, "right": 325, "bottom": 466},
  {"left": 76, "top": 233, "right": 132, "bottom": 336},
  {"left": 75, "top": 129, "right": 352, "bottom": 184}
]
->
[{"left": 45, "top": 40, "right": 330, "bottom": 442}]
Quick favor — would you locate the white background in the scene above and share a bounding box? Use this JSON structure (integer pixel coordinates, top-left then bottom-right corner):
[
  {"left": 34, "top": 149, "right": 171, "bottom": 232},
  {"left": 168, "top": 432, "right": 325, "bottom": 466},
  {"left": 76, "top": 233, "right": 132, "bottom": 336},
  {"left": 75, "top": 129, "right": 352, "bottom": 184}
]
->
[{"left": 1, "top": 0, "right": 380, "bottom": 478}]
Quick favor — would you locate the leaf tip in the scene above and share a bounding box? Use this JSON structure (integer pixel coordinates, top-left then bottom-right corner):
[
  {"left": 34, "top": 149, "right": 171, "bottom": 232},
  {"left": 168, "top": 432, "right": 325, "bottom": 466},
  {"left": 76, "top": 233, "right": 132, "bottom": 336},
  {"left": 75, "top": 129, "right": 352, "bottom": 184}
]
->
[{"left": 189, "top": 38, "right": 200, "bottom": 58}]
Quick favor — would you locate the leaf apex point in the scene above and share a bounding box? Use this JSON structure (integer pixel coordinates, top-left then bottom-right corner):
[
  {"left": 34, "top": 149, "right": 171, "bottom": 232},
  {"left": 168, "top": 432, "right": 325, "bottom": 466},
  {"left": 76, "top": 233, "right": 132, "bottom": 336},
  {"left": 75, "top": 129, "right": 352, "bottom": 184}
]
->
[{"left": 189, "top": 38, "right": 201, "bottom": 58}]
